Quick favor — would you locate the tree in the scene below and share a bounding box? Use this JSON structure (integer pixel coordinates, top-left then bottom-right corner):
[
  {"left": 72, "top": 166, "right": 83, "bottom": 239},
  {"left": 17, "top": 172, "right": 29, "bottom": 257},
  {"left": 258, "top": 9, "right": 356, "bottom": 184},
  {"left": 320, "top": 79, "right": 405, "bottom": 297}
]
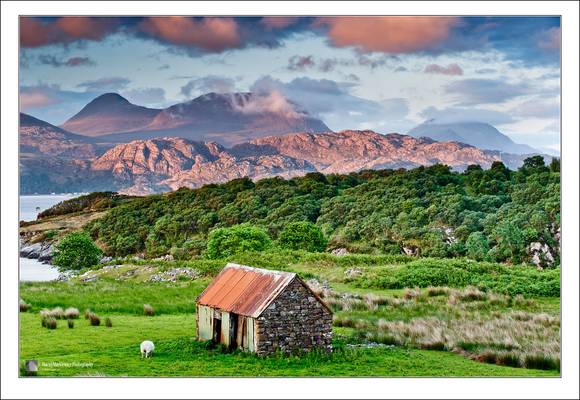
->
[
  {"left": 492, "top": 221, "right": 525, "bottom": 263},
  {"left": 549, "top": 157, "right": 560, "bottom": 173},
  {"left": 466, "top": 232, "right": 490, "bottom": 261},
  {"left": 206, "top": 224, "right": 272, "bottom": 259},
  {"left": 51, "top": 232, "right": 103, "bottom": 271},
  {"left": 278, "top": 221, "right": 328, "bottom": 252},
  {"left": 519, "top": 155, "right": 549, "bottom": 175}
]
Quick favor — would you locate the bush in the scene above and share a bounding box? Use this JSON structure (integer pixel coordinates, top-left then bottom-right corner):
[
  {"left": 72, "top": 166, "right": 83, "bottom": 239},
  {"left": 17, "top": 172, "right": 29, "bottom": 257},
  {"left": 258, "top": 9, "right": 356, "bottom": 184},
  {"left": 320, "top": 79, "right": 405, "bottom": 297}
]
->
[
  {"left": 67, "top": 319, "right": 74, "bottom": 329},
  {"left": 206, "top": 224, "right": 272, "bottom": 259},
  {"left": 105, "top": 317, "right": 113, "bottom": 327},
  {"left": 278, "top": 221, "right": 328, "bottom": 252},
  {"left": 64, "top": 307, "right": 79, "bottom": 319},
  {"left": 51, "top": 232, "right": 103, "bottom": 271},
  {"left": 143, "top": 304, "right": 155, "bottom": 316}
]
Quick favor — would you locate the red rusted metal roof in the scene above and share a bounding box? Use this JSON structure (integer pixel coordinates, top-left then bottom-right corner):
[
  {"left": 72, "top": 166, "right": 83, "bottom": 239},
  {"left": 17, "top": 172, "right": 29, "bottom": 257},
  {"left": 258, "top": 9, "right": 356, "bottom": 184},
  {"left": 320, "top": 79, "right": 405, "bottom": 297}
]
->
[{"left": 196, "top": 263, "right": 297, "bottom": 318}]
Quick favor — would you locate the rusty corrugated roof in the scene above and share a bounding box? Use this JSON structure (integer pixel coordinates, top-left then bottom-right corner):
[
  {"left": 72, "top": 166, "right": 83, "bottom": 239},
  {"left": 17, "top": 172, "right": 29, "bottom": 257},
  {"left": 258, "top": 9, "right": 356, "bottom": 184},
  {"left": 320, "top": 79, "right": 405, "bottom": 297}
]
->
[{"left": 196, "top": 263, "right": 297, "bottom": 318}]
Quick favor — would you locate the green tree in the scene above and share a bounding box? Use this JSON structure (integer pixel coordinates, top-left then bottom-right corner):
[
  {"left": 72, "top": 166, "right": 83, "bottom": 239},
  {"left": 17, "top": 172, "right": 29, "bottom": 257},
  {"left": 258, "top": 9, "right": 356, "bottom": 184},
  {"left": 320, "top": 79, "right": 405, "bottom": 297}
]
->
[
  {"left": 51, "top": 232, "right": 103, "bottom": 271},
  {"left": 206, "top": 224, "right": 272, "bottom": 259},
  {"left": 466, "top": 232, "right": 490, "bottom": 261},
  {"left": 549, "top": 157, "right": 560, "bottom": 173},
  {"left": 492, "top": 221, "right": 525, "bottom": 263},
  {"left": 519, "top": 155, "right": 549, "bottom": 175},
  {"left": 278, "top": 221, "right": 328, "bottom": 252}
]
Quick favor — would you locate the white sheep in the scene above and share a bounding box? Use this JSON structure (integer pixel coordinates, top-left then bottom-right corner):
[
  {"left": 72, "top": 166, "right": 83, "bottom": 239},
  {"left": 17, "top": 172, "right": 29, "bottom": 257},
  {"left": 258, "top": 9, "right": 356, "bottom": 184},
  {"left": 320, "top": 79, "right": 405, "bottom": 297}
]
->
[{"left": 140, "top": 340, "right": 155, "bottom": 358}]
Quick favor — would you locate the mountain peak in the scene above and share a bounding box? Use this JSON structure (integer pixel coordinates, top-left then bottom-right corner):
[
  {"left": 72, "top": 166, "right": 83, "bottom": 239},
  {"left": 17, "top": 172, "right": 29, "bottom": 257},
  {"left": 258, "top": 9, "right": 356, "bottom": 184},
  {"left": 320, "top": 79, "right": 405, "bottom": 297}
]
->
[{"left": 89, "top": 92, "right": 130, "bottom": 106}]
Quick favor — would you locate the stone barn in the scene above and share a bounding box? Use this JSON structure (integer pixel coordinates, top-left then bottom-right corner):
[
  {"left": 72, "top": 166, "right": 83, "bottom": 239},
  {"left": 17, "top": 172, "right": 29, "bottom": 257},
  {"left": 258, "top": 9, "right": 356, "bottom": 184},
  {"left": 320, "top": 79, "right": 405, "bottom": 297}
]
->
[{"left": 195, "top": 263, "right": 333, "bottom": 355}]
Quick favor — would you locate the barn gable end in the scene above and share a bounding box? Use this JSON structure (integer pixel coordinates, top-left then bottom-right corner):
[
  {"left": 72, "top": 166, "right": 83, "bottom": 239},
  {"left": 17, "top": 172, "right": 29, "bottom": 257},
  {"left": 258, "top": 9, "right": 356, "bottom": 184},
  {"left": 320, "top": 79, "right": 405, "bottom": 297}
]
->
[{"left": 255, "top": 277, "right": 333, "bottom": 355}]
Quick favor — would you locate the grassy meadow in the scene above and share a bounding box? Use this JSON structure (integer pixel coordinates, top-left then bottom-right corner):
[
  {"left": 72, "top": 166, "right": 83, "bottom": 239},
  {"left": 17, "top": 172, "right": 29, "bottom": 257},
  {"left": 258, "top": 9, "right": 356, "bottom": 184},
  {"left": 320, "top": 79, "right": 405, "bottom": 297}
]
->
[{"left": 19, "top": 251, "right": 560, "bottom": 377}]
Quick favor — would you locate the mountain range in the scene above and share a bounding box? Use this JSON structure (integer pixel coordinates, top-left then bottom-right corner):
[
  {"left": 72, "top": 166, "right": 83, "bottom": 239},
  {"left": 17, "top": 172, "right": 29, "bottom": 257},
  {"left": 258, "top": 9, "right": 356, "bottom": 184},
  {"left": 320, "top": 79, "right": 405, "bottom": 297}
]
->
[
  {"left": 407, "top": 120, "right": 539, "bottom": 155},
  {"left": 60, "top": 92, "right": 330, "bottom": 146},
  {"left": 20, "top": 92, "right": 550, "bottom": 195}
]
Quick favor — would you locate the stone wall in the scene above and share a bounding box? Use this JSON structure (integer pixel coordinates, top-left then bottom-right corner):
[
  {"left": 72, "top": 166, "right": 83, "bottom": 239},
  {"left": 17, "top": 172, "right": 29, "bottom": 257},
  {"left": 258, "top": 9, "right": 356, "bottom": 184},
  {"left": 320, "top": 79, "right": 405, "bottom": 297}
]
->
[{"left": 255, "top": 278, "right": 333, "bottom": 355}]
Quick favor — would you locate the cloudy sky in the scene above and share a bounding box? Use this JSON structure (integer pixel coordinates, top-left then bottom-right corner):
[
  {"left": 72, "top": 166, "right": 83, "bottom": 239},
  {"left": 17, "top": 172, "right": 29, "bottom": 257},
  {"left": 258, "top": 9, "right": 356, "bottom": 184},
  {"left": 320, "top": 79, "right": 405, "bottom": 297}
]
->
[{"left": 19, "top": 16, "right": 560, "bottom": 153}]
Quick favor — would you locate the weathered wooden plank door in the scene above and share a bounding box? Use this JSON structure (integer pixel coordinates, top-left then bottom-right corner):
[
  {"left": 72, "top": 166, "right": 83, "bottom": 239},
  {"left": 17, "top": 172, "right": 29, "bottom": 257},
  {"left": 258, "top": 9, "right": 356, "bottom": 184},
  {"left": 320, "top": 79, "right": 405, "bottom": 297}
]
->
[{"left": 197, "top": 305, "right": 214, "bottom": 341}]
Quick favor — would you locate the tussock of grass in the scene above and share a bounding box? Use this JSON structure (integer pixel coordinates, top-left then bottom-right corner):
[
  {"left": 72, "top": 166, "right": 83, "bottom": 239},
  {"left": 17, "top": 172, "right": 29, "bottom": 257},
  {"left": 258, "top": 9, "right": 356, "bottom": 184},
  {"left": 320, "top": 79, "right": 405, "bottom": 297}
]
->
[
  {"left": 88, "top": 312, "right": 100, "bottom": 326},
  {"left": 67, "top": 319, "right": 74, "bottom": 329},
  {"left": 143, "top": 304, "right": 155, "bottom": 316},
  {"left": 64, "top": 307, "right": 79, "bottom": 319},
  {"left": 105, "top": 317, "right": 113, "bottom": 327},
  {"left": 19, "top": 299, "right": 31, "bottom": 312}
]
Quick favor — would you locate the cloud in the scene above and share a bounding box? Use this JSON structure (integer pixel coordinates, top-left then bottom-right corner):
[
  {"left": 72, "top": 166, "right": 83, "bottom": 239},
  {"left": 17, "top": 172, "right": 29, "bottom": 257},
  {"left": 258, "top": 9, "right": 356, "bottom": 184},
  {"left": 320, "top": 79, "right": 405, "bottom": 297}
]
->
[
  {"left": 381, "top": 98, "right": 410, "bottom": 120},
  {"left": 537, "top": 27, "right": 560, "bottom": 51},
  {"left": 249, "top": 75, "right": 414, "bottom": 132},
  {"left": 180, "top": 76, "right": 237, "bottom": 98},
  {"left": 19, "top": 84, "right": 100, "bottom": 124},
  {"left": 445, "top": 79, "right": 531, "bottom": 105},
  {"left": 157, "top": 64, "right": 170, "bottom": 70},
  {"left": 231, "top": 91, "right": 304, "bottom": 119},
  {"left": 261, "top": 16, "right": 299, "bottom": 30},
  {"left": 475, "top": 68, "right": 497, "bottom": 74},
  {"left": 287, "top": 55, "right": 315, "bottom": 71},
  {"left": 138, "top": 17, "right": 241, "bottom": 53},
  {"left": 394, "top": 66, "right": 408, "bottom": 72},
  {"left": 424, "top": 63, "right": 463, "bottom": 76},
  {"left": 510, "top": 99, "right": 560, "bottom": 119},
  {"left": 419, "top": 106, "right": 515, "bottom": 125},
  {"left": 122, "top": 87, "right": 166, "bottom": 106},
  {"left": 314, "top": 16, "right": 460, "bottom": 54},
  {"left": 20, "top": 87, "right": 57, "bottom": 110},
  {"left": 37, "top": 55, "right": 96, "bottom": 67},
  {"left": 20, "top": 17, "right": 121, "bottom": 48},
  {"left": 76, "top": 77, "right": 131, "bottom": 91}
]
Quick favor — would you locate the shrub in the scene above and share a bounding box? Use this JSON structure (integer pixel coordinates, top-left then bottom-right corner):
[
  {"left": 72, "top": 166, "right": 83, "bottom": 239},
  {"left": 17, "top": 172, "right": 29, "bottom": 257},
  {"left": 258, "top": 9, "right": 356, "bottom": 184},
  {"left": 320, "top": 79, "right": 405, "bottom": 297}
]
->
[
  {"left": 44, "top": 317, "right": 57, "bottom": 329},
  {"left": 105, "top": 317, "right": 113, "bottom": 327},
  {"left": 51, "top": 232, "right": 103, "bottom": 271},
  {"left": 64, "top": 307, "right": 79, "bottom": 319},
  {"left": 278, "top": 221, "right": 328, "bottom": 252},
  {"left": 67, "top": 319, "right": 74, "bottom": 329},
  {"left": 143, "top": 304, "right": 155, "bottom": 316},
  {"left": 84, "top": 309, "right": 92, "bottom": 319},
  {"left": 19, "top": 299, "right": 30, "bottom": 312},
  {"left": 88, "top": 312, "right": 100, "bottom": 326},
  {"left": 206, "top": 224, "right": 272, "bottom": 259}
]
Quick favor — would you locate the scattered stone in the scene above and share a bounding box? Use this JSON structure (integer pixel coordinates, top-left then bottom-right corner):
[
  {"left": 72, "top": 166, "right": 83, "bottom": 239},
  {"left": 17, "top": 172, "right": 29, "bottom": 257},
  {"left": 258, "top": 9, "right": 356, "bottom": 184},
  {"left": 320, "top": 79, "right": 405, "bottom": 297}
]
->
[
  {"left": 528, "top": 242, "right": 555, "bottom": 268},
  {"left": 100, "top": 256, "right": 113, "bottom": 263},
  {"left": 344, "top": 268, "right": 362, "bottom": 279},
  {"left": 331, "top": 248, "right": 349, "bottom": 256},
  {"left": 148, "top": 267, "right": 200, "bottom": 282},
  {"left": 153, "top": 254, "right": 174, "bottom": 261},
  {"left": 402, "top": 246, "right": 418, "bottom": 256}
]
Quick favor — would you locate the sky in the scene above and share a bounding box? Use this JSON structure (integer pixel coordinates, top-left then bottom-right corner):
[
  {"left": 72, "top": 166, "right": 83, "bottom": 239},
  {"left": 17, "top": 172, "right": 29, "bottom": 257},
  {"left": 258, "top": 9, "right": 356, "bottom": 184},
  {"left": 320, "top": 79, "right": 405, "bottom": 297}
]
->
[{"left": 19, "top": 16, "right": 561, "bottom": 153}]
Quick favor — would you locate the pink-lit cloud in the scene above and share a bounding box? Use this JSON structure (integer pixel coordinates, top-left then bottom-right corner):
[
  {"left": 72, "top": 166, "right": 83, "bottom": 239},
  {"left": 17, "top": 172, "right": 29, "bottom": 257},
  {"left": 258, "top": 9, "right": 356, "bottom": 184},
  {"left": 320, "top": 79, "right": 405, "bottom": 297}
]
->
[
  {"left": 20, "top": 17, "right": 120, "bottom": 48},
  {"left": 314, "top": 16, "right": 460, "bottom": 54},
  {"left": 537, "top": 27, "right": 560, "bottom": 51},
  {"left": 424, "top": 63, "right": 464, "bottom": 76},
  {"left": 261, "top": 16, "right": 300, "bottom": 30},
  {"left": 139, "top": 17, "right": 241, "bottom": 52}
]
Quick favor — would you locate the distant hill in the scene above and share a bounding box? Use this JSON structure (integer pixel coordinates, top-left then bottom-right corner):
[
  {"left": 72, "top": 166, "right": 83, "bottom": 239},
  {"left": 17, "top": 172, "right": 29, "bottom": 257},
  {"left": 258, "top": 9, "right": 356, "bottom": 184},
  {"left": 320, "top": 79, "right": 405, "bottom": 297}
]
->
[
  {"left": 407, "top": 120, "right": 540, "bottom": 155},
  {"left": 60, "top": 93, "right": 161, "bottom": 137},
  {"left": 60, "top": 92, "right": 330, "bottom": 146},
  {"left": 20, "top": 113, "right": 99, "bottom": 158}
]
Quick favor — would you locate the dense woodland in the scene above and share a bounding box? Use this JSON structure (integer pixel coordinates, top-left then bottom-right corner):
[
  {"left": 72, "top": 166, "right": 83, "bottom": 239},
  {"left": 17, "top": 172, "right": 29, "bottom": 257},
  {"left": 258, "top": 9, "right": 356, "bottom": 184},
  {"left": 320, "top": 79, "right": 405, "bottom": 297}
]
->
[{"left": 43, "top": 156, "right": 559, "bottom": 267}]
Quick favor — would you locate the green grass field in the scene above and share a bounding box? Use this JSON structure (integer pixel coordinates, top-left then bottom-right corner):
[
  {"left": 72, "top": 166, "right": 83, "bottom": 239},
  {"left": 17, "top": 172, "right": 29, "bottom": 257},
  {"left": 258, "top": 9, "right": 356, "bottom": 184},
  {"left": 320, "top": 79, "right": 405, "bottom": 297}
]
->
[{"left": 19, "top": 252, "right": 560, "bottom": 377}]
